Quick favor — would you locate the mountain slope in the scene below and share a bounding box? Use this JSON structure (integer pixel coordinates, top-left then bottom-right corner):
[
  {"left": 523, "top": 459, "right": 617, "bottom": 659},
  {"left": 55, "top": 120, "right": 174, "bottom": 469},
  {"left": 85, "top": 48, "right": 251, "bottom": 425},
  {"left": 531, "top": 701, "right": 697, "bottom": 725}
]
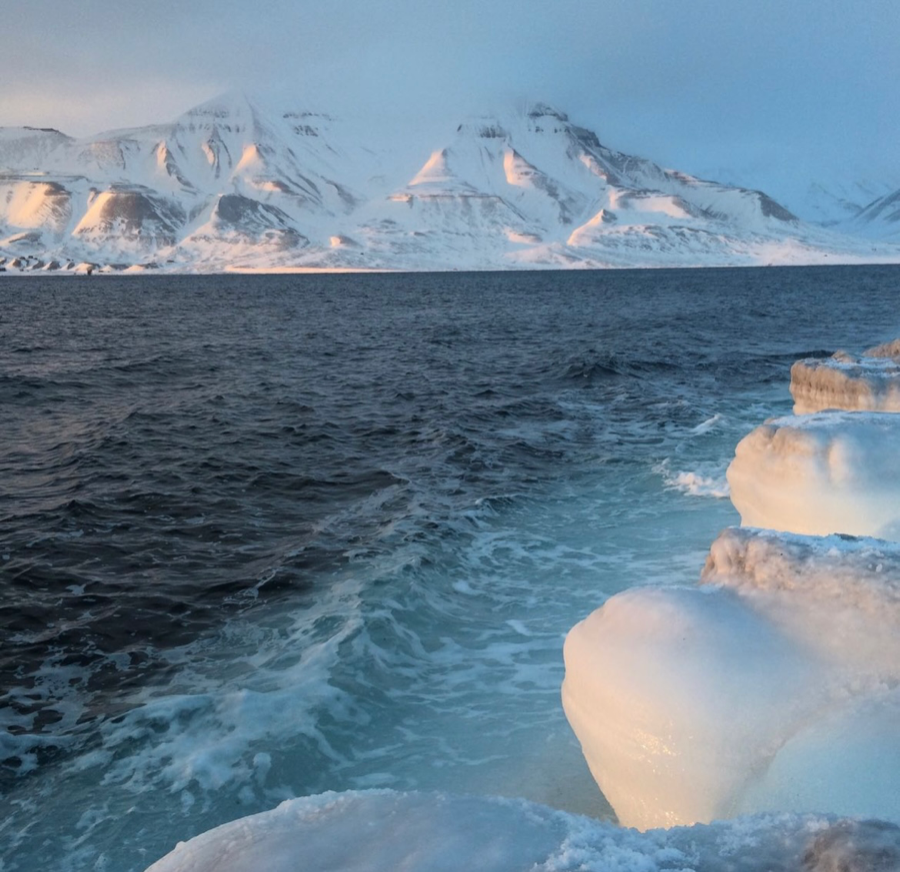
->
[
  {"left": 848, "top": 187, "right": 900, "bottom": 240},
  {"left": 0, "top": 95, "right": 896, "bottom": 272},
  {"left": 802, "top": 178, "right": 900, "bottom": 226}
]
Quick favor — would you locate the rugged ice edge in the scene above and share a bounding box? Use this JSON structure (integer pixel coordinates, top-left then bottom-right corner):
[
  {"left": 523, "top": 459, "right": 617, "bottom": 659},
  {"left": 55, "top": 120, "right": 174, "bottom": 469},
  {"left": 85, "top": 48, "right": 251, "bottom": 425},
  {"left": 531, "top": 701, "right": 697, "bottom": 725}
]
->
[
  {"left": 791, "top": 341, "right": 900, "bottom": 414},
  {"left": 726, "top": 411, "right": 900, "bottom": 538},
  {"left": 562, "top": 526, "right": 900, "bottom": 831},
  {"left": 143, "top": 789, "right": 900, "bottom": 872},
  {"left": 1, "top": 93, "right": 899, "bottom": 273}
]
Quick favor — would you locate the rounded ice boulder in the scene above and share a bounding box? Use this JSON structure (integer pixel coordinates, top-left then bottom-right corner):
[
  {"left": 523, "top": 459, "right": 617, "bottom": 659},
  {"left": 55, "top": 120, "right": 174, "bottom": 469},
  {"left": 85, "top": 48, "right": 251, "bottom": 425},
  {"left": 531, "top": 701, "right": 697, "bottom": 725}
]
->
[
  {"left": 561, "top": 527, "right": 900, "bottom": 830},
  {"left": 726, "top": 411, "right": 900, "bottom": 539}
]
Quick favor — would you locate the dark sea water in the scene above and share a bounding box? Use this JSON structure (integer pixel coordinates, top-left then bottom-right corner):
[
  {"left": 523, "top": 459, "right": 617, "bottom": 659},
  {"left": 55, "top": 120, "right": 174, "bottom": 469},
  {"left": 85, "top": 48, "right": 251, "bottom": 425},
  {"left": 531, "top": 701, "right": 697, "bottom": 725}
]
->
[{"left": 1, "top": 266, "right": 899, "bottom": 870}]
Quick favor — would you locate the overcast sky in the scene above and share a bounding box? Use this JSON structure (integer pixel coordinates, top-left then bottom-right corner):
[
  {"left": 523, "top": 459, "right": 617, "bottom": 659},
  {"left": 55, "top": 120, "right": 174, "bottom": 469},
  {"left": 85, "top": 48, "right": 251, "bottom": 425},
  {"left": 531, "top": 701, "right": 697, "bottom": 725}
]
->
[{"left": 2, "top": 0, "right": 898, "bottom": 203}]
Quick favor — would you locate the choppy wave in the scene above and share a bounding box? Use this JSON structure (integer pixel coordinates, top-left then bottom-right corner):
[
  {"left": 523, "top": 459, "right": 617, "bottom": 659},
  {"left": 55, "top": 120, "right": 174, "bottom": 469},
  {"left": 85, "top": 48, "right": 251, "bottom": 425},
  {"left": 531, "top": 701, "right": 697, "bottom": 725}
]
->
[{"left": 655, "top": 459, "right": 731, "bottom": 498}]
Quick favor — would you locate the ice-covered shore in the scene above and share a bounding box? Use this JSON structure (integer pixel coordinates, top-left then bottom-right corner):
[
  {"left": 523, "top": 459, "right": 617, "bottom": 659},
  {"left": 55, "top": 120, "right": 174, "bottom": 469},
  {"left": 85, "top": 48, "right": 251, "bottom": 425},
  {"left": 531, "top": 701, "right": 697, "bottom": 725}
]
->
[
  {"left": 791, "top": 340, "right": 900, "bottom": 414},
  {"left": 731, "top": 339, "right": 900, "bottom": 537},
  {"left": 562, "top": 526, "right": 900, "bottom": 829},
  {"left": 563, "top": 338, "right": 900, "bottom": 833},
  {"left": 145, "top": 340, "right": 900, "bottom": 870},
  {"left": 146, "top": 790, "right": 900, "bottom": 872},
  {"left": 726, "top": 411, "right": 900, "bottom": 538}
]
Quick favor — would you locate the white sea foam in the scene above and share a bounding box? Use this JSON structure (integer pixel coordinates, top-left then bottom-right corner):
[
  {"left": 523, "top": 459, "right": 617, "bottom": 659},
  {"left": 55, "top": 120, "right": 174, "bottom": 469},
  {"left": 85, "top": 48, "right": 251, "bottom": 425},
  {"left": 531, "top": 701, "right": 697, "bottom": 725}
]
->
[
  {"left": 144, "top": 790, "right": 900, "bottom": 872},
  {"left": 562, "top": 526, "right": 900, "bottom": 830},
  {"left": 656, "top": 459, "right": 730, "bottom": 498},
  {"left": 690, "top": 413, "right": 723, "bottom": 434}
]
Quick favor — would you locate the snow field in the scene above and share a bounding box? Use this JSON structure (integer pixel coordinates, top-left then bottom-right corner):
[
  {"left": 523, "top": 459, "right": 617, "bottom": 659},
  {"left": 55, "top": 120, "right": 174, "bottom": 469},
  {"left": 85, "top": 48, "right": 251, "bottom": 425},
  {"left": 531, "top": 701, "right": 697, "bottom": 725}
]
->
[{"left": 3, "top": 93, "right": 896, "bottom": 271}]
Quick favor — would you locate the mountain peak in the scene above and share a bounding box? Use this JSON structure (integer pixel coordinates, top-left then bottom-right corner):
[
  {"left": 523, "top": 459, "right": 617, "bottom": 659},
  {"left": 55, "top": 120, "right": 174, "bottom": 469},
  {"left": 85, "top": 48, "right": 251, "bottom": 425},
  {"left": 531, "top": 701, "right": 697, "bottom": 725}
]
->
[
  {"left": 452, "top": 101, "right": 572, "bottom": 139},
  {"left": 22, "top": 126, "right": 72, "bottom": 138},
  {"left": 526, "top": 103, "right": 569, "bottom": 123},
  {"left": 180, "top": 91, "right": 263, "bottom": 125}
]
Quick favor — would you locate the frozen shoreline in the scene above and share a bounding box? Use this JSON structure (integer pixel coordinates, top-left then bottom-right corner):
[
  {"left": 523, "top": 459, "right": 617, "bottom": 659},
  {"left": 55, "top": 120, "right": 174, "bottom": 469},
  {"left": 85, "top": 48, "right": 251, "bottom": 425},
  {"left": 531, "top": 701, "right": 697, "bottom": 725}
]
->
[
  {"left": 563, "top": 338, "right": 900, "bottom": 836},
  {"left": 147, "top": 338, "right": 900, "bottom": 868},
  {"left": 145, "top": 790, "right": 900, "bottom": 872}
]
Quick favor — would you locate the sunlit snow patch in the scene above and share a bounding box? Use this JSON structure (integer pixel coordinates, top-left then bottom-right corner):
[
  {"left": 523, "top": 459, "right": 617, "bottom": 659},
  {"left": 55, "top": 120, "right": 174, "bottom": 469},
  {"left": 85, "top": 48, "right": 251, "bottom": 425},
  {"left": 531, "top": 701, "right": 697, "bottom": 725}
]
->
[
  {"left": 144, "top": 789, "right": 900, "bottom": 872},
  {"left": 562, "top": 526, "right": 900, "bottom": 830},
  {"left": 726, "top": 411, "right": 900, "bottom": 538}
]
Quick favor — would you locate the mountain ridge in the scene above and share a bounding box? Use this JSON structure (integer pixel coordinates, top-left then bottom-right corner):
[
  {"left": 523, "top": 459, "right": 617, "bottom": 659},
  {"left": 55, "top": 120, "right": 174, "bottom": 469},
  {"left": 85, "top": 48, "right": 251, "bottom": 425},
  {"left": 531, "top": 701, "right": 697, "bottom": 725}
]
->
[{"left": 0, "top": 93, "right": 897, "bottom": 273}]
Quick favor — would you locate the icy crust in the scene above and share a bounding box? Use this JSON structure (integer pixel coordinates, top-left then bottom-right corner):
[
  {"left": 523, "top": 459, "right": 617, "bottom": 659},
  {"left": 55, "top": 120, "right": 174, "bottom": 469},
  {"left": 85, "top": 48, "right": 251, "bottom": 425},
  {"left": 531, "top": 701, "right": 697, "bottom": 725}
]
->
[
  {"left": 726, "top": 411, "right": 900, "bottom": 538},
  {"left": 701, "top": 527, "right": 900, "bottom": 677},
  {"left": 865, "top": 338, "right": 900, "bottom": 359},
  {"left": 562, "top": 527, "right": 900, "bottom": 831},
  {"left": 790, "top": 347, "right": 900, "bottom": 414},
  {"left": 144, "top": 789, "right": 900, "bottom": 872}
]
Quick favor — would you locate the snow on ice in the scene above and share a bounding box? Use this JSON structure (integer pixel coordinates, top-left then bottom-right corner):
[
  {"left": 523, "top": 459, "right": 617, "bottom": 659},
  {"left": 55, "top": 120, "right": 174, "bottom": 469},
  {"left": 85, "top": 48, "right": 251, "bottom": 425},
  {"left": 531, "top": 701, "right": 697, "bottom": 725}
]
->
[
  {"left": 564, "top": 340, "right": 900, "bottom": 833},
  {"left": 791, "top": 343, "right": 900, "bottom": 414},
  {"left": 726, "top": 411, "right": 900, "bottom": 538},
  {"left": 144, "top": 790, "right": 900, "bottom": 872}
]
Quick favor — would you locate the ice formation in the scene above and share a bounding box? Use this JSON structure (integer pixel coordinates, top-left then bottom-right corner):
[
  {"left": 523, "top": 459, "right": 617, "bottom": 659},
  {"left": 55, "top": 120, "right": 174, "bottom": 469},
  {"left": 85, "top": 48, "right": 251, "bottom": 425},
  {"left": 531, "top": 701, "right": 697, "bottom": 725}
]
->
[
  {"left": 561, "top": 526, "right": 900, "bottom": 830},
  {"left": 726, "top": 411, "right": 900, "bottom": 538},
  {"left": 866, "top": 338, "right": 900, "bottom": 359},
  {"left": 144, "top": 789, "right": 900, "bottom": 872},
  {"left": 790, "top": 346, "right": 900, "bottom": 414}
]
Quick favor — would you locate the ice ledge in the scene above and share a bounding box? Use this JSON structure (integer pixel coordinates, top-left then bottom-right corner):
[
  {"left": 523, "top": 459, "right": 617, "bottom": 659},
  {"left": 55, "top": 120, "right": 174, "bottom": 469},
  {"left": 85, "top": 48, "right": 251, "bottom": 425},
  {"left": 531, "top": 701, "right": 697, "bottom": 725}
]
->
[
  {"left": 144, "top": 789, "right": 900, "bottom": 872},
  {"left": 727, "top": 410, "right": 900, "bottom": 538},
  {"left": 791, "top": 339, "right": 900, "bottom": 413},
  {"left": 562, "top": 526, "right": 900, "bottom": 830}
]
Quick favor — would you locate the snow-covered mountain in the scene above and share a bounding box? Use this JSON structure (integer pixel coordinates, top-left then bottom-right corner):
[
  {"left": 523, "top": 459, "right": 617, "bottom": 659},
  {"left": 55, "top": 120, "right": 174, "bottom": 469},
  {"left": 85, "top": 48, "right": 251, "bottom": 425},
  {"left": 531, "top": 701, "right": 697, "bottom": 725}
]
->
[
  {"left": 800, "top": 177, "right": 900, "bottom": 227},
  {"left": 689, "top": 160, "right": 900, "bottom": 231},
  {"left": 846, "top": 187, "right": 900, "bottom": 241},
  {"left": 0, "top": 94, "right": 896, "bottom": 272}
]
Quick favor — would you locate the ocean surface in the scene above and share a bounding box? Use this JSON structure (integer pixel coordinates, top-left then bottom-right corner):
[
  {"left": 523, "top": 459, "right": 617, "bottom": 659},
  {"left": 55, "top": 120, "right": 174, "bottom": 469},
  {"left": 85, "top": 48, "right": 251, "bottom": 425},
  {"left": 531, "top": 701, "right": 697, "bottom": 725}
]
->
[{"left": 1, "top": 265, "right": 899, "bottom": 871}]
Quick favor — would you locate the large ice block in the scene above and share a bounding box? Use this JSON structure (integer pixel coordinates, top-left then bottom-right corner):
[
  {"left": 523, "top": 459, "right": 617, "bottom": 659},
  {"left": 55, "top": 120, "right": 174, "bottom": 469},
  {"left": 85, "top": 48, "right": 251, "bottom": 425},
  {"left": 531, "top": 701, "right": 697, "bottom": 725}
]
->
[
  {"left": 562, "top": 527, "right": 900, "bottom": 829},
  {"left": 726, "top": 411, "right": 900, "bottom": 539},
  {"left": 865, "top": 339, "right": 900, "bottom": 359},
  {"left": 790, "top": 349, "right": 900, "bottom": 414}
]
